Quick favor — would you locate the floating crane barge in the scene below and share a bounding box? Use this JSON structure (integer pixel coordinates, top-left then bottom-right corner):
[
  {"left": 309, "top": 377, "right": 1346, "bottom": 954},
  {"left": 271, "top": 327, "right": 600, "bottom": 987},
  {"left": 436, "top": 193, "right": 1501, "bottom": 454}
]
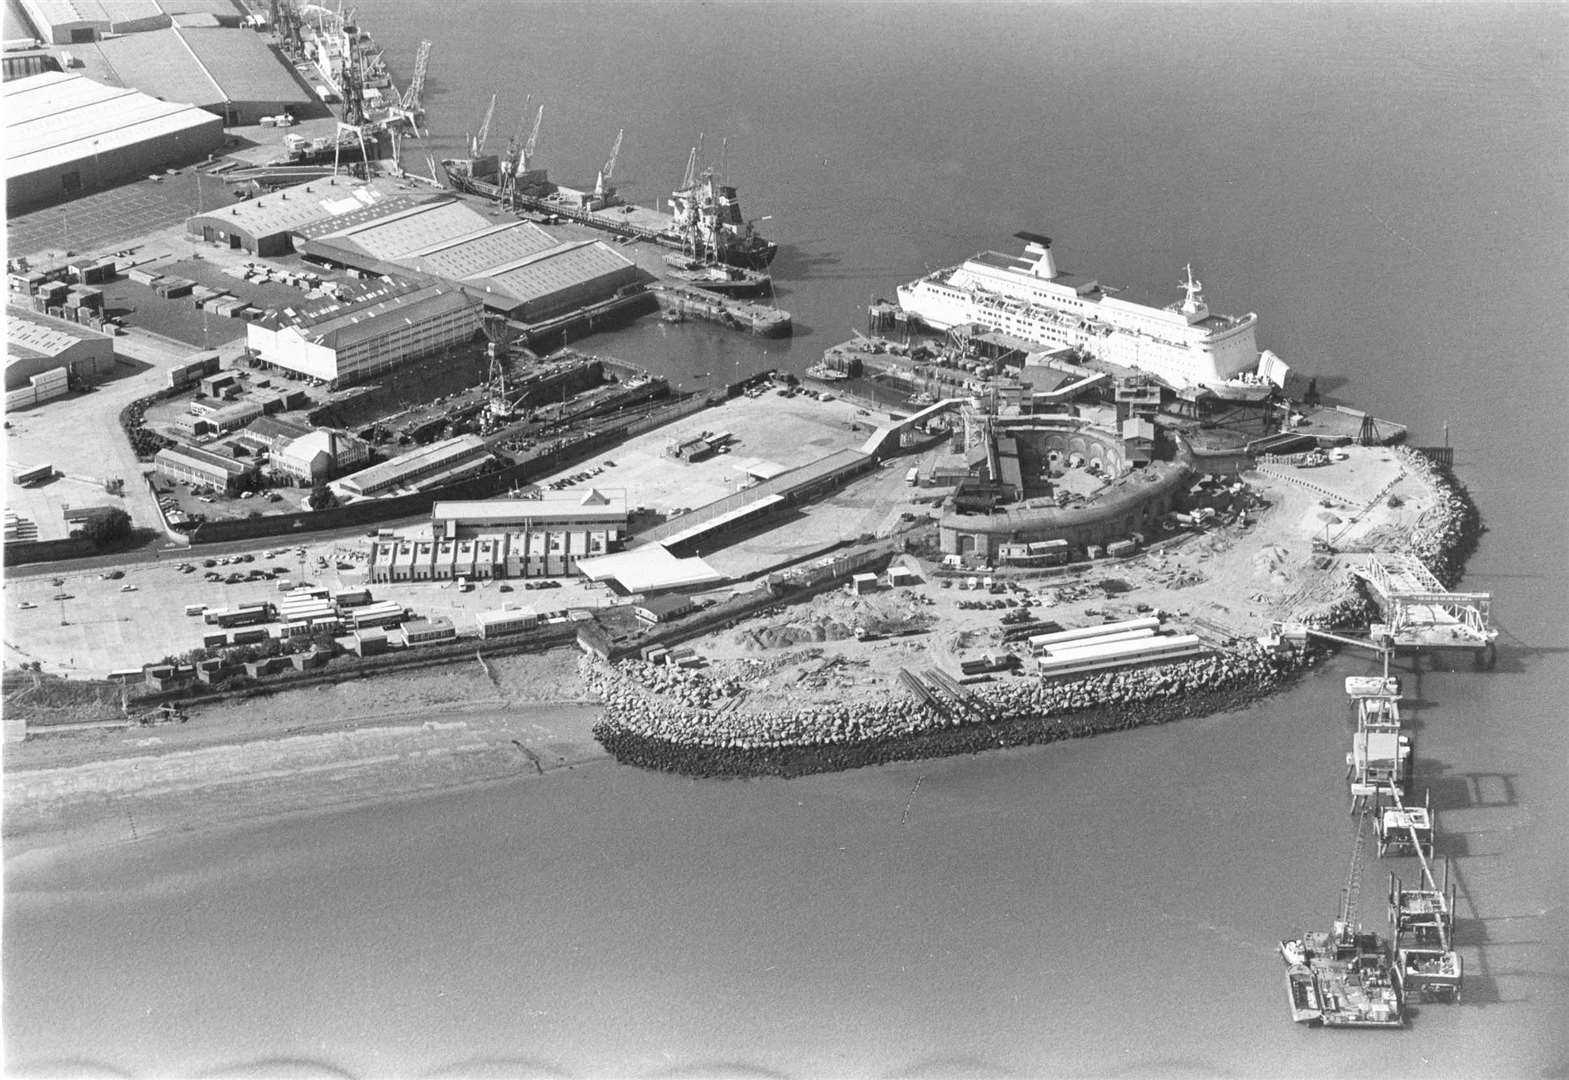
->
[{"left": 1280, "top": 670, "right": 1464, "bottom": 1026}]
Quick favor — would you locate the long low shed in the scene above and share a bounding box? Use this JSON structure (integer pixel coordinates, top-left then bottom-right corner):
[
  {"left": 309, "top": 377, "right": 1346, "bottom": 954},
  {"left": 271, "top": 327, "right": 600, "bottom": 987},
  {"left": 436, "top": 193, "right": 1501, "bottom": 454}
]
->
[
  {"left": 1036, "top": 634, "right": 1204, "bottom": 677},
  {"left": 1025, "top": 616, "right": 1161, "bottom": 651},
  {"left": 1035, "top": 627, "right": 1157, "bottom": 657}
]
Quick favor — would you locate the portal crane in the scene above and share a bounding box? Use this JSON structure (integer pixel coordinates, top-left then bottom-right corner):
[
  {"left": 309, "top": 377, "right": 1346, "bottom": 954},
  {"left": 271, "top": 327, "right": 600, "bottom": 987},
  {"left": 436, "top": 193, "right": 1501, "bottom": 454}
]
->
[
  {"left": 471, "top": 92, "right": 496, "bottom": 157},
  {"left": 520, "top": 104, "right": 544, "bottom": 171},
  {"left": 594, "top": 128, "right": 623, "bottom": 198},
  {"left": 400, "top": 40, "right": 431, "bottom": 114}
]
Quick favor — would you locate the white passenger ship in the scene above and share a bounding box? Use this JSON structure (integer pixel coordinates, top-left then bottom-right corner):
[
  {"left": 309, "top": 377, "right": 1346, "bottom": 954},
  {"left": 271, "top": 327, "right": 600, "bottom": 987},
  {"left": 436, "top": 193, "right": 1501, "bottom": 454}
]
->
[{"left": 895, "top": 232, "right": 1288, "bottom": 397}]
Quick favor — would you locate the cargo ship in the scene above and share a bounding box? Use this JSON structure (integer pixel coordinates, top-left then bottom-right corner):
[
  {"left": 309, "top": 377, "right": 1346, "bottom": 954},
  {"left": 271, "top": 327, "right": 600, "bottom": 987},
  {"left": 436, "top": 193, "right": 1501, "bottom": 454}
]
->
[
  {"left": 894, "top": 232, "right": 1290, "bottom": 399},
  {"left": 1280, "top": 924, "right": 1404, "bottom": 1028},
  {"left": 441, "top": 139, "right": 777, "bottom": 270}
]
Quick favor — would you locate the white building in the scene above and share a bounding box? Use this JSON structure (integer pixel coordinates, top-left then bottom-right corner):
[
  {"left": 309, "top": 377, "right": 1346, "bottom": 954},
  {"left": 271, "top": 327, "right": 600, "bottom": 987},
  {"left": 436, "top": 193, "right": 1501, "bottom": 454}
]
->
[{"left": 245, "top": 281, "right": 480, "bottom": 388}]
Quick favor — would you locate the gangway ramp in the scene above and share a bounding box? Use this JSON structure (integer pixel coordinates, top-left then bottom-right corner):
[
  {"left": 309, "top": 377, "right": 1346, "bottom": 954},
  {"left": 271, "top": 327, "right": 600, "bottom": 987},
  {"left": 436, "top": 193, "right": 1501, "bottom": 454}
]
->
[
  {"left": 859, "top": 398, "right": 964, "bottom": 457},
  {"left": 1356, "top": 553, "right": 1496, "bottom": 660}
]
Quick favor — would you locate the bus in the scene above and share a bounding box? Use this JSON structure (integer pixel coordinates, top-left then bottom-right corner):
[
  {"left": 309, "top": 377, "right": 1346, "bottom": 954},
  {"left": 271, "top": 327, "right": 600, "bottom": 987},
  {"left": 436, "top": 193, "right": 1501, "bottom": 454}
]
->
[{"left": 15, "top": 463, "right": 52, "bottom": 487}]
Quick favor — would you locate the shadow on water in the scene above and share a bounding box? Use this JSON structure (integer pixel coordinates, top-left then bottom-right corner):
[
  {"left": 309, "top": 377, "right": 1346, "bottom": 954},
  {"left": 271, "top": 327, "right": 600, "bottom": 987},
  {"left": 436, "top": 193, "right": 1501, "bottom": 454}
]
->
[
  {"left": 886, "top": 1055, "right": 1025, "bottom": 1080},
  {"left": 422, "top": 1058, "right": 572, "bottom": 1079},
  {"left": 1417, "top": 758, "right": 1520, "bottom": 813},
  {"left": 8, "top": 1060, "right": 137, "bottom": 1080},
  {"left": 648, "top": 1064, "right": 791, "bottom": 1080},
  {"left": 769, "top": 243, "right": 841, "bottom": 280},
  {"left": 194, "top": 1057, "right": 360, "bottom": 1079}
]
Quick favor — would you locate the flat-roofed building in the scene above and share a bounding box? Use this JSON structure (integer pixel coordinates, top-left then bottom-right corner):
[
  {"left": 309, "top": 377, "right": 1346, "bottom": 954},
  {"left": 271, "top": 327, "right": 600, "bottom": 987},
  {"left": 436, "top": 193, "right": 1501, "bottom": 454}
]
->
[
  {"left": 4, "top": 71, "right": 222, "bottom": 210},
  {"left": 246, "top": 280, "right": 480, "bottom": 387},
  {"left": 153, "top": 443, "right": 257, "bottom": 493},
  {"left": 398, "top": 616, "right": 456, "bottom": 647},
  {"left": 432, "top": 488, "right": 628, "bottom": 539},
  {"left": 91, "top": 26, "right": 311, "bottom": 125},
  {"left": 333, "top": 434, "right": 492, "bottom": 499},
  {"left": 475, "top": 608, "right": 537, "bottom": 639}
]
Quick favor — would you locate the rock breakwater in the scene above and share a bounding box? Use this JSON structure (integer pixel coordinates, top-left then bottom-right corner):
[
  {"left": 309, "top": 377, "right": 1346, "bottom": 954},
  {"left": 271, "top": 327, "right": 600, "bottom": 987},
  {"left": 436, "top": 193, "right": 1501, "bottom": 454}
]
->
[
  {"left": 1392, "top": 446, "right": 1483, "bottom": 588},
  {"left": 589, "top": 645, "right": 1318, "bottom": 778}
]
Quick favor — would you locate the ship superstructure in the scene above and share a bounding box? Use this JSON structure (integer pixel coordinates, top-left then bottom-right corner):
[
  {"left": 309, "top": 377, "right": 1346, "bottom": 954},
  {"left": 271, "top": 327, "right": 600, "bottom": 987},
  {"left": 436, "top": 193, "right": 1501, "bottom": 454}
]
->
[{"left": 895, "top": 232, "right": 1287, "bottom": 395}]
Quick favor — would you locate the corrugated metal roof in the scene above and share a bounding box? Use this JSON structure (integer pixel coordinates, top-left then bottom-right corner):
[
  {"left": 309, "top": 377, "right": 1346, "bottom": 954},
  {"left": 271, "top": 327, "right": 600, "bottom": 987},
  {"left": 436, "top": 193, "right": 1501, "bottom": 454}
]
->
[
  {"left": 3, "top": 71, "right": 220, "bottom": 181},
  {"left": 193, "top": 177, "right": 401, "bottom": 242},
  {"left": 299, "top": 284, "right": 476, "bottom": 352},
  {"left": 337, "top": 435, "right": 488, "bottom": 494},
  {"left": 6, "top": 306, "right": 111, "bottom": 356},
  {"left": 469, "top": 240, "right": 634, "bottom": 305},
  {"left": 94, "top": 26, "right": 309, "bottom": 109},
  {"left": 311, "top": 199, "right": 494, "bottom": 260}
]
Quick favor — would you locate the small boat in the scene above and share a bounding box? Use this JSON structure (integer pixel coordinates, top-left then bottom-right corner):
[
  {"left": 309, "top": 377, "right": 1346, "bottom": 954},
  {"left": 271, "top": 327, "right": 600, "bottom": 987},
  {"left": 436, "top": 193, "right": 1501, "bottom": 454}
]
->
[
  {"left": 1285, "top": 965, "right": 1323, "bottom": 1025},
  {"left": 1279, "top": 939, "right": 1309, "bottom": 966},
  {"left": 805, "top": 363, "right": 849, "bottom": 382}
]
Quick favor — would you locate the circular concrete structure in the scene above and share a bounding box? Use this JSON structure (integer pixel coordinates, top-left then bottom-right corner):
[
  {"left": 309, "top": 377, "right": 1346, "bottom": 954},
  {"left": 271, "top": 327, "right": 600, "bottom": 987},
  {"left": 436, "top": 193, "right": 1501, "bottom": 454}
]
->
[{"left": 939, "top": 420, "right": 1193, "bottom": 561}]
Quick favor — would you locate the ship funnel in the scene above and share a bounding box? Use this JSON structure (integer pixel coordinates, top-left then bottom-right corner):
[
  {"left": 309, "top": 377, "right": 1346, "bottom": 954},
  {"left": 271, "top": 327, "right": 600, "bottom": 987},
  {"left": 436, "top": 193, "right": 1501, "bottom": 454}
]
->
[{"left": 1014, "top": 232, "right": 1057, "bottom": 278}]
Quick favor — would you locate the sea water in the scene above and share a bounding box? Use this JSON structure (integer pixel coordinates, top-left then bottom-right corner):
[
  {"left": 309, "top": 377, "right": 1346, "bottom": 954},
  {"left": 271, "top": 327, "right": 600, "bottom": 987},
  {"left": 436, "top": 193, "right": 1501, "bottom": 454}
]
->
[{"left": 6, "top": 4, "right": 1567, "bottom": 1076}]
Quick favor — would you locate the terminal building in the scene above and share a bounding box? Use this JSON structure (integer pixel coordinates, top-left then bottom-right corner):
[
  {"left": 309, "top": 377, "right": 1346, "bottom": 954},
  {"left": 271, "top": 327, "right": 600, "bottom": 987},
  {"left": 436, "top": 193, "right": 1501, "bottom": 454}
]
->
[
  {"left": 244, "top": 278, "right": 481, "bottom": 387},
  {"left": 367, "top": 491, "right": 632, "bottom": 584},
  {"left": 4, "top": 71, "right": 223, "bottom": 211},
  {"left": 431, "top": 489, "right": 628, "bottom": 540}
]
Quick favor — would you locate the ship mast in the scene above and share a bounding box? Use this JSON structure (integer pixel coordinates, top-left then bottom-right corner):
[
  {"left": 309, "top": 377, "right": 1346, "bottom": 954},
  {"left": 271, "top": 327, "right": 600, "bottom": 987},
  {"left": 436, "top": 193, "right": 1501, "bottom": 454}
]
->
[{"left": 1179, "top": 263, "right": 1206, "bottom": 317}]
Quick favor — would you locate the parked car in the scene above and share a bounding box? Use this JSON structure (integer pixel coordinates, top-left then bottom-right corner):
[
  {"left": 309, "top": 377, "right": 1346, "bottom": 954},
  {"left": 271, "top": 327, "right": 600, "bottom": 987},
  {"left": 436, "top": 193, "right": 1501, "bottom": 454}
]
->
[{"left": 120, "top": 584, "right": 138, "bottom": 592}]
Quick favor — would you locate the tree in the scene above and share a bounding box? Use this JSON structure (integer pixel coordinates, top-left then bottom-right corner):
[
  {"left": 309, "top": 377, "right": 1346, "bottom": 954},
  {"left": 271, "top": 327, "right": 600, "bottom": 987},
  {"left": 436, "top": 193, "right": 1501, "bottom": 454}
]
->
[
  {"left": 84, "top": 507, "right": 132, "bottom": 548},
  {"left": 308, "top": 483, "right": 337, "bottom": 511}
]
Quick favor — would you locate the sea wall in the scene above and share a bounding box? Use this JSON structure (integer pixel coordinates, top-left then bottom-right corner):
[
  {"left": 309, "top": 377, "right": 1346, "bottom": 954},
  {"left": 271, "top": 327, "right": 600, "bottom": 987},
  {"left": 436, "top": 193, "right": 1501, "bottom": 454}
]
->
[
  {"left": 588, "top": 645, "right": 1317, "bottom": 779},
  {"left": 1394, "top": 446, "right": 1483, "bottom": 588}
]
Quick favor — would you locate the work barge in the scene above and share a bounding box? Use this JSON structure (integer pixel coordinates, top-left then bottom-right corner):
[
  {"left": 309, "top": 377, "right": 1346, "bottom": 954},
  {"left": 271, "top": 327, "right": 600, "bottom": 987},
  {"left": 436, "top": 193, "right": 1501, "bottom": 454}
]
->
[{"left": 1280, "top": 666, "right": 1467, "bottom": 1029}]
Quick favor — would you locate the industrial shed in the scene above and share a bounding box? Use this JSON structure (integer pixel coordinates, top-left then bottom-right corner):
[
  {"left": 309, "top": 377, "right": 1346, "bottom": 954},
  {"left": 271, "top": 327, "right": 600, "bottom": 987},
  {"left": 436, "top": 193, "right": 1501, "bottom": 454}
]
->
[
  {"left": 4, "top": 71, "right": 222, "bottom": 211},
  {"left": 92, "top": 26, "right": 312, "bottom": 125},
  {"left": 20, "top": 0, "right": 241, "bottom": 43},
  {"left": 296, "top": 199, "right": 637, "bottom": 322},
  {"left": 6, "top": 308, "right": 115, "bottom": 390},
  {"left": 462, "top": 240, "right": 639, "bottom": 322},
  {"left": 186, "top": 176, "right": 408, "bottom": 257}
]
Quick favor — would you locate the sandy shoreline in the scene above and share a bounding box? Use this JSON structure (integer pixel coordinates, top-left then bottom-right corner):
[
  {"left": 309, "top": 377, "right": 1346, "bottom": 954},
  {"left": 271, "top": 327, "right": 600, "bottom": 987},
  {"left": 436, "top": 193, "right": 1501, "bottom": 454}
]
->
[{"left": 3, "top": 649, "right": 609, "bottom": 865}]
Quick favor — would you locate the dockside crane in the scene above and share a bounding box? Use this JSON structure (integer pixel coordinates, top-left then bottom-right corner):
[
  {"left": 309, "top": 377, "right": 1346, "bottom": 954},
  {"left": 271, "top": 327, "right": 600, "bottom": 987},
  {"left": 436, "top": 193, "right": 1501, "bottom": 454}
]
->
[
  {"left": 594, "top": 128, "right": 623, "bottom": 200},
  {"left": 520, "top": 104, "right": 544, "bottom": 171},
  {"left": 469, "top": 92, "right": 496, "bottom": 158},
  {"left": 397, "top": 39, "right": 431, "bottom": 127}
]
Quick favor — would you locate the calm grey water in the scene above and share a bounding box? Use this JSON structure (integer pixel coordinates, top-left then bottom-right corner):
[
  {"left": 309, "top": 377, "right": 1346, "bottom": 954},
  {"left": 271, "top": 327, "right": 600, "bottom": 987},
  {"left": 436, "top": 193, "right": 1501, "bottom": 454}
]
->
[{"left": 7, "top": 4, "right": 1568, "bottom": 1077}]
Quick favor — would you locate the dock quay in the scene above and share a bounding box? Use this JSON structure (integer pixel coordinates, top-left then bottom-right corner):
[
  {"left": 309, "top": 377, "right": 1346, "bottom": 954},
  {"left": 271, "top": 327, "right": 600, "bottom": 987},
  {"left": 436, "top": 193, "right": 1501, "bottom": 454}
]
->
[{"left": 650, "top": 284, "right": 791, "bottom": 337}]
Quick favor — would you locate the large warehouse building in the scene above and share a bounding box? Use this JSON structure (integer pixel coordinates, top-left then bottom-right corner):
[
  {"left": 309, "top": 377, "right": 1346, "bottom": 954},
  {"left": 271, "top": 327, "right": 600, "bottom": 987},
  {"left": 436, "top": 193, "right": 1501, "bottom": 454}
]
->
[
  {"left": 4, "top": 71, "right": 223, "bottom": 211},
  {"left": 185, "top": 176, "right": 433, "bottom": 257},
  {"left": 19, "top": 0, "right": 244, "bottom": 44},
  {"left": 245, "top": 278, "right": 481, "bottom": 387},
  {"left": 298, "top": 198, "right": 642, "bottom": 323},
  {"left": 92, "top": 26, "right": 313, "bottom": 125}
]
